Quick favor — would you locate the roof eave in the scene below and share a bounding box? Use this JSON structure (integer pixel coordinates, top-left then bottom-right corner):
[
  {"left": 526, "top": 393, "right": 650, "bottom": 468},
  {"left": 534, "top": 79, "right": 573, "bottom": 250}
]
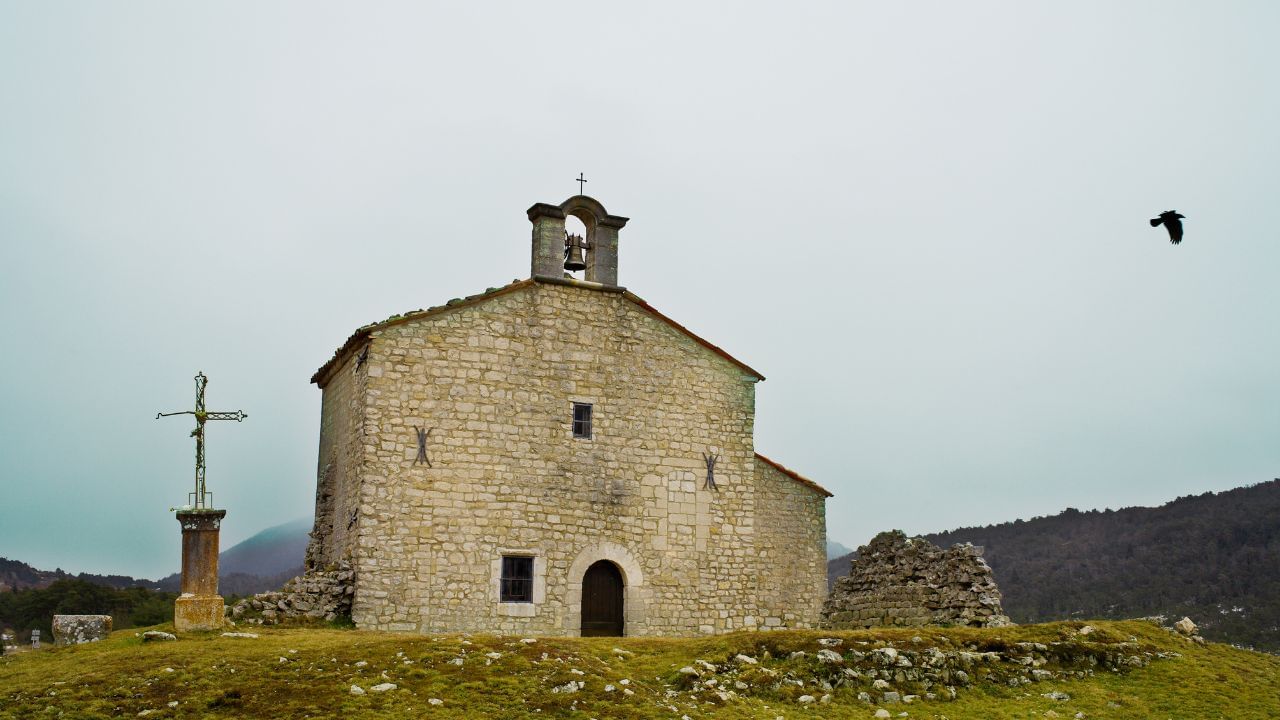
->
[
  {"left": 621, "top": 291, "right": 765, "bottom": 382},
  {"left": 311, "top": 279, "right": 768, "bottom": 387},
  {"left": 310, "top": 279, "right": 536, "bottom": 387},
  {"left": 755, "top": 452, "right": 833, "bottom": 497}
]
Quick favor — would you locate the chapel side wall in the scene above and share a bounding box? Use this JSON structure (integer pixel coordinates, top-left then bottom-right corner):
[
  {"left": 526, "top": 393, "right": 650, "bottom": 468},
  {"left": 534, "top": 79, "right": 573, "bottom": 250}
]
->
[
  {"left": 754, "top": 460, "right": 827, "bottom": 629},
  {"left": 351, "top": 282, "right": 762, "bottom": 635},
  {"left": 306, "top": 350, "right": 366, "bottom": 571}
]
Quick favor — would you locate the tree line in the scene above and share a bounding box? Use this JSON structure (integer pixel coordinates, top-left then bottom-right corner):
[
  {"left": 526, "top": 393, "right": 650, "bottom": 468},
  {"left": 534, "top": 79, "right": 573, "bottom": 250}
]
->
[{"left": 0, "top": 579, "right": 176, "bottom": 646}]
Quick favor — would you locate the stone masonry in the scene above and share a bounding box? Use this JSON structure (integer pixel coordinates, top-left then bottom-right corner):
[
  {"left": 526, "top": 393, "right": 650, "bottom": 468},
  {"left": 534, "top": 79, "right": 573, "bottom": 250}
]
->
[
  {"left": 304, "top": 194, "right": 832, "bottom": 636},
  {"left": 173, "top": 508, "right": 228, "bottom": 632},
  {"left": 823, "top": 530, "right": 1012, "bottom": 629},
  {"left": 230, "top": 562, "right": 354, "bottom": 625}
]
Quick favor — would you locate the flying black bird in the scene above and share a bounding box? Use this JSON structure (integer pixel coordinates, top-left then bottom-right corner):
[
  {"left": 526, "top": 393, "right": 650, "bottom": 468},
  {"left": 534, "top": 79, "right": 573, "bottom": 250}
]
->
[{"left": 1150, "top": 210, "right": 1186, "bottom": 244}]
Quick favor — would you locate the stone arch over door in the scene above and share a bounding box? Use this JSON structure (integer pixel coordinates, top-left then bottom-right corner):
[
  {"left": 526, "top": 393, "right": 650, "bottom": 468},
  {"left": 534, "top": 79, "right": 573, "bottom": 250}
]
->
[{"left": 565, "top": 541, "right": 647, "bottom": 636}]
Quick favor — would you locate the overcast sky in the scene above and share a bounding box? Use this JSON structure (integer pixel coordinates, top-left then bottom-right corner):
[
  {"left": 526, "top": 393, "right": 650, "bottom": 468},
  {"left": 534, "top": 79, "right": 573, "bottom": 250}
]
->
[{"left": 2, "top": 2, "right": 1277, "bottom": 579}]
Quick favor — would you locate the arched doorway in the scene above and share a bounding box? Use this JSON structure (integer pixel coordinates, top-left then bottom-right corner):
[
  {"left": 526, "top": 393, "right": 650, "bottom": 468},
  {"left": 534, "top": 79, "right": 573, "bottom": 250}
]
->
[{"left": 580, "top": 560, "right": 624, "bottom": 636}]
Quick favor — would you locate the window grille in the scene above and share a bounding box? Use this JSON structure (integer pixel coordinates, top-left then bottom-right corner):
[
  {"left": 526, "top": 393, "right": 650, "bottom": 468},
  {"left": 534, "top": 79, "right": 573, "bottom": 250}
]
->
[
  {"left": 500, "top": 556, "right": 534, "bottom": 603},
  {"left": 572, "top": 403, "right": 593, "bottom": 439}
]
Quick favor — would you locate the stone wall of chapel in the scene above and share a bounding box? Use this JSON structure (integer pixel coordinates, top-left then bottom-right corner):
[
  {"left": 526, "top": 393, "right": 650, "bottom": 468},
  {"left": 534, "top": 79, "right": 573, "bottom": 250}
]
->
[
  {"left": 350, "top": 282, "right": 767, "bottom": 635},
  {"left": 306, "top": 350, "right": 366, "bottom": 571},
  {"left": 754, "top": 459, "right": 828, "bottom": 629}
]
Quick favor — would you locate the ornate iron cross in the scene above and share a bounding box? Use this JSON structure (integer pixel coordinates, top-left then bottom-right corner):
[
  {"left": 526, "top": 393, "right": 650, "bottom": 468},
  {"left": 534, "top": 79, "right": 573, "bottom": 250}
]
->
[
  {"left": 156, "top": 372, "right": 247, "bottom": 509},
  {"left": 576, "top": 172, "right": 587, "bottom": 195}
]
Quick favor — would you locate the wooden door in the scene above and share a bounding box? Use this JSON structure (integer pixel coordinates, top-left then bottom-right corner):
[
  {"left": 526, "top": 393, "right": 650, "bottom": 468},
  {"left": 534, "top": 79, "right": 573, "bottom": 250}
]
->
[{"left": 580, "top": 560, "right": 624, "bottom": 636}]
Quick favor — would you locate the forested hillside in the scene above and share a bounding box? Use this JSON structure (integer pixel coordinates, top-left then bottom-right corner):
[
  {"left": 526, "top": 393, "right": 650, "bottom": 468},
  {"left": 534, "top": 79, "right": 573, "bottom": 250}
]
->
[
  {"left": 0, "top": 579, "right": 176, "bottom": 642},
  {"left": 829, "top": 479, "right": 1280, "bottom": 651}
]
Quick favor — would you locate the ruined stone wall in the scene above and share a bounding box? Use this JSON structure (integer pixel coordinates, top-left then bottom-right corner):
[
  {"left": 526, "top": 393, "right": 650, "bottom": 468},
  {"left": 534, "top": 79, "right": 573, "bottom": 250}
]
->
[
  {"left": 318, "top": 280, "right": 826, "bottom": 635},
  {"left": 823, "top": 531, "right": 1012, "bottom": 629},
  {"left": 306, "top": 348, "right": 366, "bottom": 571},
  {"left": 231, "top": 562, "right": 354, "bottom": 625},
  {"left": 754, "top": 459, "right": 827, "bottom": 629}
]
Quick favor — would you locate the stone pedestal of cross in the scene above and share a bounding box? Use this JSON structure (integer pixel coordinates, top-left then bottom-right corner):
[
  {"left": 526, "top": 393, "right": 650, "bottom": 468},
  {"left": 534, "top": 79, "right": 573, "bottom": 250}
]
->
[{"left": 157, "top": 371, "right": 247, "bottom": 631}]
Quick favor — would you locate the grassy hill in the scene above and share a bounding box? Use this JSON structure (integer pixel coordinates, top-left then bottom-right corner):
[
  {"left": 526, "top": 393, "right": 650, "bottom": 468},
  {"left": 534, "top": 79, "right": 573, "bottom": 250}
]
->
[{"left": 2, "top": 620, "right": 1277, "bottom": 719}]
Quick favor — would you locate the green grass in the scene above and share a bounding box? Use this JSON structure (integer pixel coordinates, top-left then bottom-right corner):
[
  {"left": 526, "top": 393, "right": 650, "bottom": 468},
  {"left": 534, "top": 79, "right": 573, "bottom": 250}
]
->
[{"left": 1, "top": 620, "right": 1276, "bottom": 719}]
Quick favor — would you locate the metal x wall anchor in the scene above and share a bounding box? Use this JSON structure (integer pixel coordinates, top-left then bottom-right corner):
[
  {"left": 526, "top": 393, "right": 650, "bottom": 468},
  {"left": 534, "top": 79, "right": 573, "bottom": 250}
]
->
[
  {"left": 156, "top": 371, "right": 247, "bottom": 509},
  {"left": 414, "top": 426, "right": 433, "bottom": 467},
  {"left": 702, "top": 451, "right": 720, "bottom": 491}
]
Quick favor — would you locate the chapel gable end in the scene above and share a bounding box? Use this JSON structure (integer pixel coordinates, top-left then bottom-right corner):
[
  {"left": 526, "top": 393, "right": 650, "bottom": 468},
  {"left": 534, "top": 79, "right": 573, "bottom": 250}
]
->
[{"left": 300, "top": 190, "right": 830, "bottom": 638}]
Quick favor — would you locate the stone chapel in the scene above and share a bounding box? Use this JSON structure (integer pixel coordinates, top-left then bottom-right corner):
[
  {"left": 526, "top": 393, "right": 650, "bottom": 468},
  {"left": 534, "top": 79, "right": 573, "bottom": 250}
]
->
[{"left": 304, "top": 194, "right": 831, "bottom": 636}]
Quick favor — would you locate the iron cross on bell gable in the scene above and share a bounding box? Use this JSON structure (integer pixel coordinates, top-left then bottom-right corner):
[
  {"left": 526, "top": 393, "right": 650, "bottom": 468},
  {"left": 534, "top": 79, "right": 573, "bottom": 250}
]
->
[{"left": 156, "top": 371, "right": 247, "bottom": 509}]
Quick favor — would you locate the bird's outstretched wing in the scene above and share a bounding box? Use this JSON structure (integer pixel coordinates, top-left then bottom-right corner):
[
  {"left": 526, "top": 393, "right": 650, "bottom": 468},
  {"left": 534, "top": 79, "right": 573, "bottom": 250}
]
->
[{"left": 1150, "top": 211, "right": 1185, "bottom": 244}]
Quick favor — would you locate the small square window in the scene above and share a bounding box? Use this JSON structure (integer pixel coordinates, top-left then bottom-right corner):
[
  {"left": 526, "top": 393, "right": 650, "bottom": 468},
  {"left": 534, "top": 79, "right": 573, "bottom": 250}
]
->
[
  {"left": 572, "top": 402, "right": 593, "bottom": 439},
  {"left": 501, "top": 556, "right": 534, "bottom": 603}
]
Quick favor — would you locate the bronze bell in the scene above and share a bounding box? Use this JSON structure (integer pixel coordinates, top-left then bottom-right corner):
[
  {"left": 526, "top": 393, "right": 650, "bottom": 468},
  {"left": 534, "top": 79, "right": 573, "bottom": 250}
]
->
[{"left": 564, "top": 233, "right": 588, "bottom": 271}]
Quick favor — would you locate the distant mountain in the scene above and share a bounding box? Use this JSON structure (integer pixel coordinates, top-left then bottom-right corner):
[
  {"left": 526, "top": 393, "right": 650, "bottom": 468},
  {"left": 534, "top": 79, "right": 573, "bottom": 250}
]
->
[
  {"left": 826, "top": 540, "right": 853, "bottom": 560},
  {"left": 153, "top": 517, "right": 311, "bottom": 595},
  {"left": 0, "top": 558, "right": 56, "bottom": 592},
  {"left": 220, "top": 517, "right": 312, "bottom": 576},
  {"left": 0, "top": 558, "right": 156, "bottom": 592},
  {"left": 2, "top": 517, "right": 312, "bottom": 598},
  {"left": 827, "top": 479, "right": 1280, "bottom": 651}
]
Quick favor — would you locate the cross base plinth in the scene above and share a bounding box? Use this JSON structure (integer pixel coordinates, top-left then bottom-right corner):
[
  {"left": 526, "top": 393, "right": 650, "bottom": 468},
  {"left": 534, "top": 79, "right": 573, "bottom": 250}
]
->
[
  {"left": 174, "top": 595, "right": 227, "bottom": 632},
  {"left": 175, "top": 508, "right": 227, "bottom": 631}
]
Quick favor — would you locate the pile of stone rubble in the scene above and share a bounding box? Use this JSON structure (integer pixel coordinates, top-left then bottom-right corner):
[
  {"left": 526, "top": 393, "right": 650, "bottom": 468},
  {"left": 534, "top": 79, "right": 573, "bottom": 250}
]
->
[
  {"left": 229, "top": 562, "right": 353, "bottom": 625},
  {"left": 668, "top": 625, "right": 1173, "bottom": 710},
  {"left": 824, "top": 530, "right": 1013, "bottom": 629}
]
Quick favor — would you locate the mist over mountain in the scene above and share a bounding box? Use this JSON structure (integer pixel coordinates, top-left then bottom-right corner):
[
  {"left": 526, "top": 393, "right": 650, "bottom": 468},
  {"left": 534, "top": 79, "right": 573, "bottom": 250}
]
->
[
  {"left": 826, "top": 540, "right": 853, "bottom": 560},
  {"left": 828, "top": 479, "right": 1280, "bottom": 651},
  {"left": 152, "top": 518, "right": 310, "bottom": 594},
  {"left": 217, "top": 517, "right": 312, "bottom": 576}
]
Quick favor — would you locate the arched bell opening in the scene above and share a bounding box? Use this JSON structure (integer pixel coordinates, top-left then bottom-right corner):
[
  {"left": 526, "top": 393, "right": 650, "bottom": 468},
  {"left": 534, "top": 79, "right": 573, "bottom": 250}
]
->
[
  {"left": 580, "top": 560, "right": 625, "bottom": 637},
  {"left": 563, "top": 214, "right": 590, "bottom": 279}
]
